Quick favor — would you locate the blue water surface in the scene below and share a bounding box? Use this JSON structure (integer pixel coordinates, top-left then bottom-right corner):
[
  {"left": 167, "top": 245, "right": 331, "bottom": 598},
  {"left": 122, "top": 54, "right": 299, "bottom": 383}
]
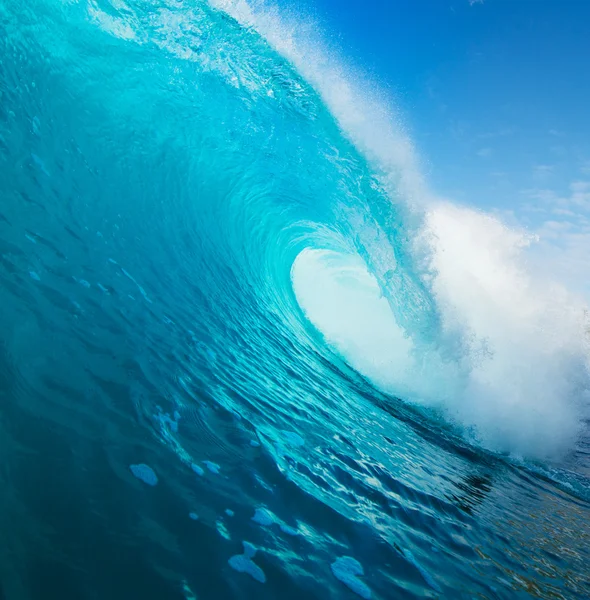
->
[{"left": 0, "top": 0, "right": 589, "bottom": 599}]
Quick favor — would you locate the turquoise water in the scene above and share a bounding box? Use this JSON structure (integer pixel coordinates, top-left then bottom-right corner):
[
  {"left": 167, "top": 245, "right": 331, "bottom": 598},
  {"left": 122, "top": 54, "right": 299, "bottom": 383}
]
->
[{"left": 1, "top": 0, "right": 589, "bottom": 598}]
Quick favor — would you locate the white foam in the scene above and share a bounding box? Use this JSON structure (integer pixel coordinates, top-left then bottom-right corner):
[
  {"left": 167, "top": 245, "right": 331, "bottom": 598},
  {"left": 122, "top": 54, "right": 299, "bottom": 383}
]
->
[
  {"left": 228, "top": 542, "right": 266, "bottom": 583},
  {"left": 292, "top": 211, "right": 590, "bottom": 458},
  {"left": 422, "top": 204, "right": 589, "bottom": 454}
]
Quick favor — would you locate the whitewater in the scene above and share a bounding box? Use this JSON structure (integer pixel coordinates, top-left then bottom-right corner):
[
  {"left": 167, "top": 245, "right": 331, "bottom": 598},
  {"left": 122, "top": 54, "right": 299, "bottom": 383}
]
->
[{"left": 0, "top": 0, "right": 589, "bottom": 598}]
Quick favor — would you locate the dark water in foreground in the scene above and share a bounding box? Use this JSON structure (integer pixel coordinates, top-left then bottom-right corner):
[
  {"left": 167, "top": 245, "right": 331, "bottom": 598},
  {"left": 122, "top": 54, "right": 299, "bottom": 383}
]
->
[{"left": 1, "top": 0, "right": 589, "bottom": 598}]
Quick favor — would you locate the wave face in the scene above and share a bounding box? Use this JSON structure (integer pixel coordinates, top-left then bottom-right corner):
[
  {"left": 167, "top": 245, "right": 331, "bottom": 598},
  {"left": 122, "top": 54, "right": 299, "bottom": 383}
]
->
[{"left": 1, "top": 0, "right": 589, "bottom": 598}]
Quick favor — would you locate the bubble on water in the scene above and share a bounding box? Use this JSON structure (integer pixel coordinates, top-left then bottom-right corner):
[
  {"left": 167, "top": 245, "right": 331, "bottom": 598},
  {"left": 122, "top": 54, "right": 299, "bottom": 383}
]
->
[
  {"left": 129, "top": 463, "right": 158, "bottom": 486},
  {"left": 225, "top": 509, "right": 235, "bottom": 517},
  {"left": 331, "top": 556, "right": 371, "bottom": 599},
  {"left": 281, "top": 430, "right": 305, "bottom": 447},
  {"left": 29, "top": 271, "right": 40, "bottom": 281},
  {"left": 154, "top": 410, "right": 179, "bottom": 434},
  {"left": 254, "top": 474, "right": 274, "bottom": 493},
  {"left": 279, "top": 524, "right": 299, "bottom": 536},
  {"left": 216, "top": 520, "right": 231, "bottom": 540},
  {"left": 204, "top": 461, "right": 221, "bottom": 474},
  {"left": 252, "top": 507, "right": 275, "bottom": 527},
  {"left": 191, "top": 463, "right": 205, "bottom": 477},
  {"left": 189, "top": 512, "right": 199, "bottom": 521},
  {"left": 228, "top": 542, "right": 266, "bottom": 583}
]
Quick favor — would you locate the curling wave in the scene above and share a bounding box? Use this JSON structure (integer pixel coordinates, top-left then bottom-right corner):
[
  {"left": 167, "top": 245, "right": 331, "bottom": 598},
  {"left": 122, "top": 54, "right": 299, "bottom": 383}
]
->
[{"left": 1, "top": 0, "right": 589, "bottom": 598}]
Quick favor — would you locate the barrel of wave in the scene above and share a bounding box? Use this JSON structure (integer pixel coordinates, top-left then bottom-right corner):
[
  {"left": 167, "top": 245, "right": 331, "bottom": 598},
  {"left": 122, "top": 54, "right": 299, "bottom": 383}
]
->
[{"left": 290, "top": 247, "right": 438, "bottom": 401}]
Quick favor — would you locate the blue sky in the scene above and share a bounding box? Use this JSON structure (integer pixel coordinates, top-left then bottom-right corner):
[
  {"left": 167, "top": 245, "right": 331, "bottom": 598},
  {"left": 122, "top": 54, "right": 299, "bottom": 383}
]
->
[{"left": 297, "top": 0, "right": 590, "bottom": 292}]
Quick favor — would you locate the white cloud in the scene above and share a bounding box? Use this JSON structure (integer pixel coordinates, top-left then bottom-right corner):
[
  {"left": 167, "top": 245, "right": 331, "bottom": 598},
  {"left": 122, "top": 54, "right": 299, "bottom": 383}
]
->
[
  {"left": 533, "top": 164, "right": 554, "bottom": 179},
  {"left": 469, "top": 0, "right": 484, "bottom": 5},
  {"left": 477, "top": 147, "right": 492, "bottom": 158},
  {"left": 551, "top": 208, "right": 577, "bottom": 218},
  {"left": 520, "top": 180, "right": 590, "bottom": 298},
  {"left": 478, "top": 127, "right": 514, "bottom": 139},
  {"left": 523, "top": 181, "right": 590, "bottom": 213},
  {"left": 532, "top": 221, "right": 590, "bottom": 298},
  {"left": 570, "top": 181, "right": 590, "bottom": 209},
  {"left": 549, "top": 129, "right": 565, "bottom": 137},
  {"left": 570, "top": 181, "right": 590, "bottom": 193},
  {"left": 523, "top": 188, "right": 557, "bottom": 203},
  {"left": 580, "top": 160, "right": 590, "bottom": 175},
  {"left": 550, "top": 145, "right": 566, "bottom": 156}
]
